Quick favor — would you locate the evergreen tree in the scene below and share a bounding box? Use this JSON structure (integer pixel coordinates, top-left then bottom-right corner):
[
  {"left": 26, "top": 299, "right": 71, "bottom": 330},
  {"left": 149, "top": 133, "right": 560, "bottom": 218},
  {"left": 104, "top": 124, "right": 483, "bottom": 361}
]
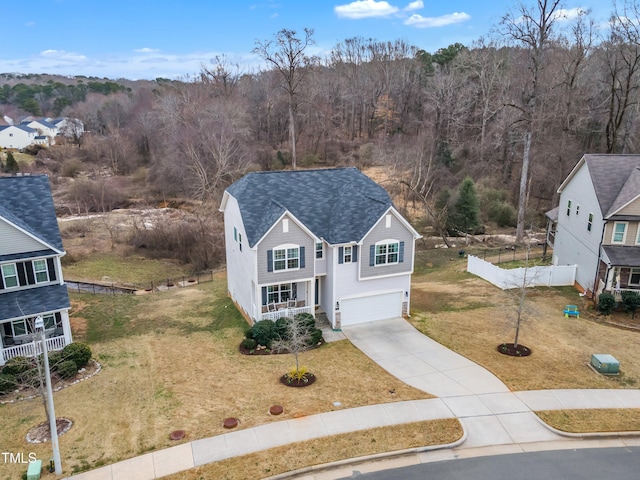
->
[
  {"left": 4, "top": 152, "right": 19, "bottom": 173},
  {"left": 451, "top": 176, "right": 481, "bottom": 233}
]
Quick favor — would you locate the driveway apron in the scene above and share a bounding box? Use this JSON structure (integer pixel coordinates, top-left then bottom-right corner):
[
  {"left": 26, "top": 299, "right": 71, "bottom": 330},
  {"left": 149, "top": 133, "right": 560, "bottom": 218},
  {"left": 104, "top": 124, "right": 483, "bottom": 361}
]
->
[{"left": 341, "top": 318, "right": 562, "bottom": 447}]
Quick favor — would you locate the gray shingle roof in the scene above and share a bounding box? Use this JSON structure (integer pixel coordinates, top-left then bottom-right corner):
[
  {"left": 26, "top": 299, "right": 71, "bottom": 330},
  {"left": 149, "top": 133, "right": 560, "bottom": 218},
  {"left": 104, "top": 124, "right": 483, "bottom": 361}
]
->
[
  {"left": 602, "top": 245, "right": 640, "bottom": 267},
  {"left": 0, "top": 175, "right": 64, "bottom": 252},
  {"left": 583, "top": 155, "right": 640, "bottom": 217},
  {"left": 226, "top": 168, "right": 393, "bottom": 247},
  {"left": 0, "top": 284, "right": 70, "bottom": 321}
]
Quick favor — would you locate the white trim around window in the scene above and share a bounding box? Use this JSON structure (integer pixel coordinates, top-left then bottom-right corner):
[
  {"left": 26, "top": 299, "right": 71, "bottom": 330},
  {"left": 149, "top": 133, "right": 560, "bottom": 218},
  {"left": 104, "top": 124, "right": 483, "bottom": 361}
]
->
[
  {"left": 33, "top": 259, "right": 49, "bottom": 283},
  {"left": 343, "top": 245, "right": 353, "bottom": 263},
  {"left": 630, "top": 268, "right": 640, "bottom": 286},
  {"left": 316, "top": 242, "right": 323, "bottom": 259},
  {"left": 273, "top": 244, "right": 300, "bottom": 271},
  {"left": 1, "top": 263, "right": 19, "bottom": 289},
  {"left": 375, "top": 240, "right": 399, "bottom": 266},
  {"left": 612, "top": 221, "right": 628, "bottom": 244}
]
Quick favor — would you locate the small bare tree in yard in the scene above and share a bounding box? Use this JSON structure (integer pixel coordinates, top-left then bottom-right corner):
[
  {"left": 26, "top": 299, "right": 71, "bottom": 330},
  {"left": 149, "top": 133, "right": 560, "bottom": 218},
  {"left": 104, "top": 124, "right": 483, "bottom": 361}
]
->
[
  {"left": 271, "top": 313, "right": 322, "bottom": 385},
  {"left": 498, "top": 241, "right": 542, "bottom": 357}
]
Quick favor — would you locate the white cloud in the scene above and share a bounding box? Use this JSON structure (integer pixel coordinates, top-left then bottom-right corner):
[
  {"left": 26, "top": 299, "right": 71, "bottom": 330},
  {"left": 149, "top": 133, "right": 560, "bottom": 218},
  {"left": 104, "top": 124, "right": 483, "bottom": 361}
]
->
[
  {"left": 404, "top": 12, "right": 471, "bottom": 28},
  {"left": 404, "top": 0, "right": 423, "bottom": 11},
  {"left": 334, "top": 0, "right": 399, "bottom": 19},
  {"left": 553, "top": 7, "right": 585, "bottom": 22},
  {"left": 134, "top": 47, "right": 160, "bottom": 53},
  {"left": 40, "top": 49, "right": 88, "bottom": 62}
]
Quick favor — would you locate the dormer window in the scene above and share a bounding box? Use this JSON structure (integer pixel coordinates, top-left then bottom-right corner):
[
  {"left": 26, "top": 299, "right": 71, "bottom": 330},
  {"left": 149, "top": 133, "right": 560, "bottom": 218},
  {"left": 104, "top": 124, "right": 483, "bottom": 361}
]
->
[{"left": 1, "top": 263, "right": 18, "bottom": 288}]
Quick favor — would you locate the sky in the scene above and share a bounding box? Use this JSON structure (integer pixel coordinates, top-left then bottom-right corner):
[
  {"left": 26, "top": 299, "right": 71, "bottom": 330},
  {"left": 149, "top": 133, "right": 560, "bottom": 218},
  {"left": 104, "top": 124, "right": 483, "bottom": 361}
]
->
[{"left": 2, "top": 0, "right": 613, "bottom": 80}]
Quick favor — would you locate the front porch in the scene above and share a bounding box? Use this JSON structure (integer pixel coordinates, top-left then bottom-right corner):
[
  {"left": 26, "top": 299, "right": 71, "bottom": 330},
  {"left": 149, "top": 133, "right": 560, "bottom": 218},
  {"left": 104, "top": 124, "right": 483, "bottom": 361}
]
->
[
  {"left": 2, "top": 333, "right": 66, "bottom": 364},
  {"left": 257, "top": 280, "right": 316, "bottom": 322},
  {"left": 260, "top": 302, "right": 314, "bottom": 321}
]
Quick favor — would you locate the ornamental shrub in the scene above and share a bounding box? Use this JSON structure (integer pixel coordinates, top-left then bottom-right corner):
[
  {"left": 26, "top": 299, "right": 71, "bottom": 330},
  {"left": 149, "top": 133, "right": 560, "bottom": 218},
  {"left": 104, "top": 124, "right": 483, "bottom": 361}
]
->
[
  {"left": 621, "top": 290, "right": 640, "bottom": 319},
  {"left": 57, "top": 360, "right": 78, "bottom": 380},
  {"left": 2, "top": 356, "right": 32, "bottom": 376},
  {"left": 62, "top": 342, "right": 92, "bottom": 368},
  {"left": 250, "top": 320, "right": 277, "bottom": 348},
  {"left": 240, "top": 338, "right": 258, "bottom": 350},
  {"left": 598, "top": 292, "right": 616, "bottom": 315},
  {"left": 0, "top": 373, "right": 16, "bottom": 394},
  {"left": 275, "top": 317, "right": 291, "bottom": 339}
]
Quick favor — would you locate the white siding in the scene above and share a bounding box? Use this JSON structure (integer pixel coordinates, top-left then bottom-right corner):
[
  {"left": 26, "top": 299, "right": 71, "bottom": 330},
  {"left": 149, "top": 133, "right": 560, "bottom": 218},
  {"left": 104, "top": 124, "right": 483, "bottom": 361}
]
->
[
  {"left": 0, "top": 218, "right": 48, "bottom": 255},
  {"left": 223, "top": 196, "right": 257, "bottom": 320},
  {"left": 0, "top": 126, "right": 35, "bottom": 149},
  {"left": 553, "top": 162, "right": 604, "bottom": 290}
]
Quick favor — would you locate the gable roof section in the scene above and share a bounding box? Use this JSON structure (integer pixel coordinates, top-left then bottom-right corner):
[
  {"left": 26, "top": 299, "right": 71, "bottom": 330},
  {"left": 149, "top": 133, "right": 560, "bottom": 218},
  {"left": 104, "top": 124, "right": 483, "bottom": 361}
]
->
[
  {"left": 0, "top": 125, "right": 36, "bottom": 134},
  {"left": 0, "top": 175, "right": 64, "bottom": 253},
  {"left": 559, "top": 155, "right": 640, "bottom": 218},
  {"left": 225, "top": 168, "right": 394, "bottom": 247}
]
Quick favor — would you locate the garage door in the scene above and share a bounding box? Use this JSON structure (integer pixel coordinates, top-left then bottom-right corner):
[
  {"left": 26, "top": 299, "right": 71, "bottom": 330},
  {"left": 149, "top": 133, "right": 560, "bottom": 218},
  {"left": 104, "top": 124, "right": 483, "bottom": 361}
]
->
[{"left": 340, "top": 291, "right": 403, "bottom": 326}]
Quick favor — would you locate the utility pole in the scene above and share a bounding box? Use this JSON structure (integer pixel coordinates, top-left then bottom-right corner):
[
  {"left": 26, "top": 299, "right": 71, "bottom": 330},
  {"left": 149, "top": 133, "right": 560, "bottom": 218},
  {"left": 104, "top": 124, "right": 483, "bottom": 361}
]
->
[{"left": 35, "top": 315, "right": 62, "bottom": 475}]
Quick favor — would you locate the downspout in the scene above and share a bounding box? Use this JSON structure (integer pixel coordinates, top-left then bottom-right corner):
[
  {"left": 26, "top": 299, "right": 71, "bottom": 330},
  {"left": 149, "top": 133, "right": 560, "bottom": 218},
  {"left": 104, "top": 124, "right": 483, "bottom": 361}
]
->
[{"left": 592, "top": 220, "right": 608, "bottom": 299}]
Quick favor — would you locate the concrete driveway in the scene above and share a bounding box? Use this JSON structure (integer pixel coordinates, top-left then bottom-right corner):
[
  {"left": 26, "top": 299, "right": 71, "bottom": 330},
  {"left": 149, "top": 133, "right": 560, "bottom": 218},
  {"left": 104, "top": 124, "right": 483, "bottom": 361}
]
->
[{"left": 341, "top": 318, "right": 562, "bottom": 448}]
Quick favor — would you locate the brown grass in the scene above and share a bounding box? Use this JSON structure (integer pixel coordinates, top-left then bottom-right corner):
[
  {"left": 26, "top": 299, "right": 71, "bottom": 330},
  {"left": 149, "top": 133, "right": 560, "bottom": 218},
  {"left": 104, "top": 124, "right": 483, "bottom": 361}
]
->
[
  {"left": 537, "top": 409, "right": 640, "bottom": 433},
  {"left": 410, "top": 252, "right": 640, "bottom": 391},
  {"left": 0, "top": 281, "right": 434, "bottom": 479},
  {"left": 163, "top": 419, "right": 463, "bottom": 480}
]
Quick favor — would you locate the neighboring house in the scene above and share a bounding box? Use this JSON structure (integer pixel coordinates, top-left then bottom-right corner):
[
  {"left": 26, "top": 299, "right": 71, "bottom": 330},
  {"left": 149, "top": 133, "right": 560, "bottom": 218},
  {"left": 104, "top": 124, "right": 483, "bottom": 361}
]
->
[
  {"left": 49, "top": 117, "right": 85, "bottom": 140},
  {"left": 220, "top": 167, "right": 421, "bottom": 329},
  {"left": 0, "top": 125, "right": 37, "bottom": 150},
  {"left": 552, "top": 154, "right": 640, "bottom": 297},
  {"left": 20, "top": 119, "right": 58, "bottom": 145},
  {"left": 0, "top": 175, "right": 72, "bottom": 366}
]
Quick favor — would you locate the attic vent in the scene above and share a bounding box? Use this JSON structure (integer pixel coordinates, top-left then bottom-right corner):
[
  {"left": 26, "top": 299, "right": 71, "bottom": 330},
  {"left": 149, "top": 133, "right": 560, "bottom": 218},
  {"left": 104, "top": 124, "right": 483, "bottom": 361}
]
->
[
  {"left": 283, "top": 219, "right": 289, "bottom": 233},
  {"left": 385, "top": 215, "right": 391, "bottom": 228}
]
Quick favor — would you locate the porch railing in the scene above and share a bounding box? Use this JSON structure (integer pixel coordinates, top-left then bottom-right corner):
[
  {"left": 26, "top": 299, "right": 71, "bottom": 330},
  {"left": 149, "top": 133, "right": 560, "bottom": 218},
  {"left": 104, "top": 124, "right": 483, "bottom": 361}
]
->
[
  {"left": 612, "top": 287, "right": 640, "bottom": 302},
  {"left": 2, "top": 336, "right": 66, "bottom": 363},
  {"left": 260, "top": 305, "right": 314, "bottom": 322}
]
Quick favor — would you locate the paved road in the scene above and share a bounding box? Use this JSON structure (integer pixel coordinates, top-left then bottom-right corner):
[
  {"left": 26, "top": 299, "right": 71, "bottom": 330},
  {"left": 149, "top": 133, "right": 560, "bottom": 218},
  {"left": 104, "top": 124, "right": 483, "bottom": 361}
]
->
[{"left": 337, "top": 447, "right": 640, "bottom": 480}]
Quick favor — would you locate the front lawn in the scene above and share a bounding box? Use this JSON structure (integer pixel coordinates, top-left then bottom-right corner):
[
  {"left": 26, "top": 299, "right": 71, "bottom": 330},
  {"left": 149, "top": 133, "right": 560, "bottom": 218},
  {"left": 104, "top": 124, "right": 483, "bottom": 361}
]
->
[{"left": 0, "top": 277, "right": 438, "bottom": 479}]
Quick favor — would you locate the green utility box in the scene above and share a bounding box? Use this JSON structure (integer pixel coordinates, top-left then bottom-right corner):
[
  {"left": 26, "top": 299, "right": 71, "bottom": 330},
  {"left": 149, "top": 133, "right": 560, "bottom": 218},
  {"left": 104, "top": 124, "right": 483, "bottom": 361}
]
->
[
  {"left": 27, "top": 460, "right": 42, "bottom": 480},
  {"left": 591, "top": 354, "right": 620, "bottom": 374}
]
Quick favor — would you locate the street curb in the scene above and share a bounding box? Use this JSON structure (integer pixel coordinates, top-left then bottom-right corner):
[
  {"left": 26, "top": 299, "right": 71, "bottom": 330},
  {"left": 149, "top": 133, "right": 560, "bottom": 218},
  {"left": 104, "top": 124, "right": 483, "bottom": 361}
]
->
[
  {"left": 531, "top": 410, "right": 640, "bottom": 439},
  {"left": 264, "top": 422, "right": 468, "bottom": 480}
]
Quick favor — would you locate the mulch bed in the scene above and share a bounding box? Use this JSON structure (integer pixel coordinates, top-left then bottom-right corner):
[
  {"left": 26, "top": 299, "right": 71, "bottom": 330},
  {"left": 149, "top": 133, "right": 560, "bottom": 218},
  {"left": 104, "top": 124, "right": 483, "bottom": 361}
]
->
[
  {"left": 0, "top": 360, "right": 101, "bottom": 404},
  {"left": 497, "top": 343, "right": 532, "bottom": 357},
  {"left": 280, "top": 373, "right": 316, "bottom": 387},
  {"left": 239, "top": 340, "right": 325, "bottom": 356},
  {"left": 26, "top": 417, "right": 73, "bottom": 443}
]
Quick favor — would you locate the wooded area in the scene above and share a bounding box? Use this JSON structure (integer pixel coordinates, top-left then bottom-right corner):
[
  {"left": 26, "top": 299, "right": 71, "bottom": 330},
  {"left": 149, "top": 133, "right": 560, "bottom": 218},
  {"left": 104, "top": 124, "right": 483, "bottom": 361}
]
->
[{"left": 3, "top": 0, "right": 640, "bottom": 238}]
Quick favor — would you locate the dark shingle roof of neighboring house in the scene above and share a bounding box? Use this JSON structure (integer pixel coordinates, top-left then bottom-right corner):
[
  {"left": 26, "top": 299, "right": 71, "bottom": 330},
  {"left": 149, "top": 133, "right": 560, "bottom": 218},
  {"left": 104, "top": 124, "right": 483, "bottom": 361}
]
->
[
  {"left": 602, "top": 245, "right": 640, "bottom": 267},
  {"left": 580, "top": 154, "right": 640, "bottom": 217},
  {"left": 225, "top": 168, "right": 394, "bottom": 247},
  {"left": 0, "top": 175, "right": 64, "bottom": 252},
  {"left": 0, "top": 284, "right": 70, "bottom": 321}
]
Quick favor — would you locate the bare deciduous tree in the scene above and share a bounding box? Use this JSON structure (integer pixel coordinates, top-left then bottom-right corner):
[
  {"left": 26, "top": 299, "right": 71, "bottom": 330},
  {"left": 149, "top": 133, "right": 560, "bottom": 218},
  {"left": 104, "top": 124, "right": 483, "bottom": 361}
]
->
[
  {"left": 253, "top": 28, "right": 315, "bottom": 169},
  {"left": 501, "top": 0, "right": 562, "bottom": 242}
]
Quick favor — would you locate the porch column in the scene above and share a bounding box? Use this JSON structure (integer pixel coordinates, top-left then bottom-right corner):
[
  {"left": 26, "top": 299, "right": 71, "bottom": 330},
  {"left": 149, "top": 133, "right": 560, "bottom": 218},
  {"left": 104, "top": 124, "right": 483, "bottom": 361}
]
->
[{"left": 61, "top": 310, "right": 73, "bottom": 345}]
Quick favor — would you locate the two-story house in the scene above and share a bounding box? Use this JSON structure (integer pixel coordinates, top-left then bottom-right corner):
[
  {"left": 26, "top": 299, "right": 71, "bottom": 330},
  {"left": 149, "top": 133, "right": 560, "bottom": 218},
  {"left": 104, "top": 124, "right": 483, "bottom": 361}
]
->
[
  {"left": 0, "top": 125, "right": 37, "bottom": 150},
  {"left": 0, "top": 175, "right": 72, "bottom": 366},
  {"left": 220, "top": 168, "right": 421, "bottom": 329},
  {"left": 552, "top": 154, "right": 640, "bottom": 297}
]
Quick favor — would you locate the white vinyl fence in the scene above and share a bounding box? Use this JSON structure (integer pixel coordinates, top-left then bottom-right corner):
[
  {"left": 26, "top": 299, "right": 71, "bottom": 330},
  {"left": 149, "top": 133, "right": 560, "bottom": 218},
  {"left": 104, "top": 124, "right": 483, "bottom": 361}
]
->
[{"left": 467, "top": 255, "right": 577, "bottom": 290}]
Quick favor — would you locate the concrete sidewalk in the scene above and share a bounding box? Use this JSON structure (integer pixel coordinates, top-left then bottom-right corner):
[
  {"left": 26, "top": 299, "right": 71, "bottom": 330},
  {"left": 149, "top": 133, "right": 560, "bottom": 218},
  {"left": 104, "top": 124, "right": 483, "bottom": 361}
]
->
[{"left": 65, "top": 318, "right": 640, "bottom": 479}]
